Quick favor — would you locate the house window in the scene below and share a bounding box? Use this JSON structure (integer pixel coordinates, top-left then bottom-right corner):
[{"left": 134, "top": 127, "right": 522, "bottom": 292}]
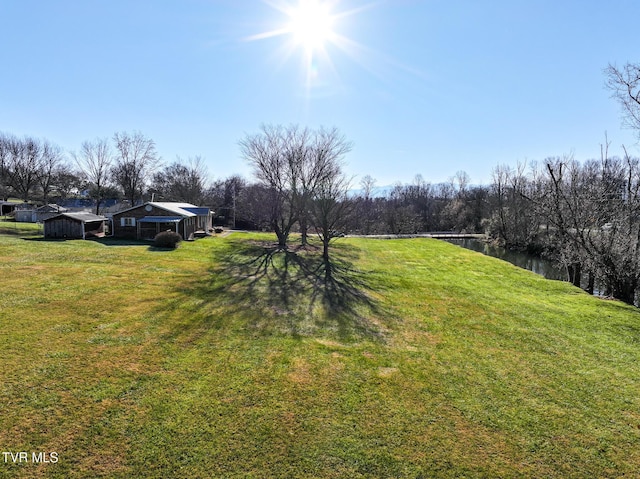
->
[{"left": 121, "top": 217, "right": 136, "bottom": 227}]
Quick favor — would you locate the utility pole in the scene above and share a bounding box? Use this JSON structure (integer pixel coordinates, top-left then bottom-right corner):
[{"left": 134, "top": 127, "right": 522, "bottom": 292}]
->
[{"left": 232, "top": 183, "right": 236, "bottom": 229}]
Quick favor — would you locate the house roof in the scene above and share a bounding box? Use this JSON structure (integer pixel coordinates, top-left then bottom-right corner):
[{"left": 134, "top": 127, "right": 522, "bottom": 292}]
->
[
  {"left": 150, "top": 202, "right": 198, "bottom": 217},
  {"left": 36, "top": 204, "right": 68, "bottom": 213},
  {"left": 182, "top": 207, "right": 211, "bottom": 215},
  {"left": 113, "top": 202, "right": 205, "bottom": 218},
  {"left": 44, "top": 212, "right": 107, "bottom": 223}
]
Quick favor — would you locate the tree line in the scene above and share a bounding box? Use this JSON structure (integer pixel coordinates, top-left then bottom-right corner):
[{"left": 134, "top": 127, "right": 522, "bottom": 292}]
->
[
  {"left": 0, "top": 130, "right": 210, "bottom": 214},
  {"left": 1, "top": 62, "right": 640, "bottom": 303},
  {"left": 2, "top": 127, "right": 640, "bottom": 303}
]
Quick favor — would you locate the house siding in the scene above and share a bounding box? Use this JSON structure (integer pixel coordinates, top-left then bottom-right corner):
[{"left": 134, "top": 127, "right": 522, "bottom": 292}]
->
[
  {"left": 112, "top": 205, "right": 163, "bottom": 239},
  {"left": 111, "top": 204, "right": 201, "bottom": 240}
]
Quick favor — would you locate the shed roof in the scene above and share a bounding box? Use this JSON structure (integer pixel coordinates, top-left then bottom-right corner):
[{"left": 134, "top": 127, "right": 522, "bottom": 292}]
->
[{"left": 44, "top": 213, "right": 107, "bottom": 223}]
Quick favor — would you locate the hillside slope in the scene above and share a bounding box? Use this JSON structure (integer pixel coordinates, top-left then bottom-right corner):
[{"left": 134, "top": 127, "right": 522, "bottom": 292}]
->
[{"left": 1, "top": 233, "right": 639, "bottom": 478}]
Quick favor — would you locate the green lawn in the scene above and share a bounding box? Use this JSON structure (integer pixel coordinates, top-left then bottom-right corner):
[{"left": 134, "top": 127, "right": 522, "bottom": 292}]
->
[
  {"left": 1, "top": 232, "right": 640, "bottom": 478},
  {"left": 0, "top": 218, "right": 42, "bottom": 236}
]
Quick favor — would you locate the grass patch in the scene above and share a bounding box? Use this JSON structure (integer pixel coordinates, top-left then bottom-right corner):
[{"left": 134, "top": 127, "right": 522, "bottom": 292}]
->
[
  {"left": 0, "top": 218, "right": 42, "bottom": 236},
  {"left": 1, "top": 233, "right": 640, "bottom": 477}
]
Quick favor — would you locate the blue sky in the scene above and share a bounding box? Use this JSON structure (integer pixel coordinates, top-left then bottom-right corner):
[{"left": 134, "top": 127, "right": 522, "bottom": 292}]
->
[{"left": 1, "top": 0, "right": 639, "bottom": 186}]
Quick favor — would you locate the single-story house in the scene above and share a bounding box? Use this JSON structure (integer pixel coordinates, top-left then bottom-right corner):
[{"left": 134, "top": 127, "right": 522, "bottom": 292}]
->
[
  {"left": 44, "top": 213, "right": 107, "bottom": 240},
  {"left": 111, "top": 202, "right": 213, "bottom": 240}
]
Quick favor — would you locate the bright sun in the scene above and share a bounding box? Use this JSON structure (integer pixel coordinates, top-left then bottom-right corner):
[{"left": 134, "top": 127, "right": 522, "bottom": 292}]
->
[
  {"left": 288, "top": 0, "right": 335, "bottom": 53},
  {"left": 247, "top": 0, "right": 368, "bottom": 93}
]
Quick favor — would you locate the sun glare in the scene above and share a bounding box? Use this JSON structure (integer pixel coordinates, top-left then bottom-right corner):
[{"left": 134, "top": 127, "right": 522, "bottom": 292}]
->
[
  {"left": 247, "top": 0, "right": 391, "bottom": 97},
  {"left": 288, "top": 0, "right": 334, "bottom": 52}
]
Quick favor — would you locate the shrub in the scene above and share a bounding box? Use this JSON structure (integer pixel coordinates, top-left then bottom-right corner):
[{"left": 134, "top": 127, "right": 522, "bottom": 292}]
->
[{"left": 154, "top": 230, "right": 182, "bottom": 249}]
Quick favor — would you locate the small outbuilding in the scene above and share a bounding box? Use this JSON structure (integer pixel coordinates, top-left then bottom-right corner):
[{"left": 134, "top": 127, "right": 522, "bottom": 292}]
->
[
  {"left": 44, "top": 212, "right": 107, "bottom": 240},
  {"left": 14, "top": 206, "right": 35, "bottom": 223},
  {"left": 34, "top": 204, "right": 69, "bottom": 223},
  {"left": 0, "top": 201, "right": 25, "bottom": 216},
  {"left": 14, "top": 204, "right": 68, "bottom": 223}
]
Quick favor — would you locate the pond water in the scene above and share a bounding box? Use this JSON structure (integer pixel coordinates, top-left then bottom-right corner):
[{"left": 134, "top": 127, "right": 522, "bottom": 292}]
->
[{"left": 444, "top": 238, "right": 566, "bottom": 281}]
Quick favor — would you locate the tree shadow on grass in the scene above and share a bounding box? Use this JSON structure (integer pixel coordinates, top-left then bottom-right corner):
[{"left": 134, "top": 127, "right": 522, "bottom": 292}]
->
[{"left": 170, "top": 239, "right": 394, "bottom": 342}]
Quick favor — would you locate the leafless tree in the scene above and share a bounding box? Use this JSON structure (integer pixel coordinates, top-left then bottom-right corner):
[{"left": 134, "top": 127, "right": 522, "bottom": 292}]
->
[
  {"left": 6, "top": 136, "right": 42, "bottom": 202},
  {"left": 310, "top": 171, "right": 352, "bottom": 265},
  {"left": 487, "top": 162, "right": 540, "bottom": 247},
  {"left": 240, "top": 124, "right": 300, "bottom": 247},
  {"left": 488, "top": 164, "right": 512, "bottom": 243},
  {"left": 111, "top": 131, "right": 160, "bottom": 206},
  {"left": 74, "top": 138, "right": 114, "bottom": 214},
  {"left": 384, "top": 183, "right": 421, "bottom": 234},
  {"left": 0, "top": 132, "right": 12, "bottom": 200},
  {"left": 298, "top": 127, "right": 351, "bottom": 245},
  {"left": 240, "top": 124, "right": 351, "bottom": 248},
  {"left": 210, "top": 175, "right": 246, "bottom": 228},
  {"left": 535, "top": 148, "right": 640, "bottom": 303},
  {"left": 37, "top": 140, "right": 65, "bottom": 205},
  {"left": 605, "top": 62, "right": 640, "bottom": 138},
  {"left": 152, "top": 156, "right": 209, "bottom": 205},
  {"left": 355, "top": 174, "right": 377, "bottom": 234},
  {"left": 360, "top": 174, "right": 376, "bottom": 200},
  {"left": 52, "top": 163, "right": 82, "bottom": 201},
  {"left": 235, "top": 182, "right": 272, "bottom": 230}
]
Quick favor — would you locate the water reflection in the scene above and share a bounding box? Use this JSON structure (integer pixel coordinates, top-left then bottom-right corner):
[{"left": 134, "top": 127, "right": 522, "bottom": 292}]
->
[{"left": 444, "top": 238, "right": 566, "bottom": 281}]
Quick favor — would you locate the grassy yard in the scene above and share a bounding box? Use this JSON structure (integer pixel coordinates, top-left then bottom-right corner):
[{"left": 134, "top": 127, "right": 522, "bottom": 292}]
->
[
  {"left": 0, "top": 218, "right": 42, "bottom": 236},
  {"left": 1, "top": 231, "right": 640, "bottom": 478}
]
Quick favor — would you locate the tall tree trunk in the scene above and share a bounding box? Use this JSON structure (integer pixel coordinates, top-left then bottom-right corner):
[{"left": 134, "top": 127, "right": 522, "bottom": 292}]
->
[
  {"left": 586, "top": 272, "right": 595, "bottom": 295},
  {"left": 323, "top": 237, "right": 330, "bottom": 262},
  {"left": 300, "top": 216, "right": 308, "bottom": 246}
]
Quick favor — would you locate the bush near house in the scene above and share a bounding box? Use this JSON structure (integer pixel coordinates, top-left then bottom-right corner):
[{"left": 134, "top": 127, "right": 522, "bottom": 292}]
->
[{"left": 154, "top": 230, "right": 182, "bottom": 248}]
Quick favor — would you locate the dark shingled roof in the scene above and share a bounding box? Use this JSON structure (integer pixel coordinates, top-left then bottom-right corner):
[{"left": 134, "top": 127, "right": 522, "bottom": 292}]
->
[{"left": 44, "top": 213, "right": 107, "bottom": 223}]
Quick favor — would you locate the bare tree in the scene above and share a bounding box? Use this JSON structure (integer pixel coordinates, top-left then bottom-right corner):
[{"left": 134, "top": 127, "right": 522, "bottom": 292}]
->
[
  {"left": 52, "top": 163, "right": 82, "bottom": 201},
  {"left": 235, "top": 182, "right": 272, "bottom": 231},
  {"left": 0, "top": 132, "right": 12, "bottom": 200},
  {"left": 488, "top": 164, "right": 512, "bottom": 243},
  {"left": 74, "top": 138, "right": 114, "bottom": 214},
  {"left": 487, "top": 162, "right": 540, "bottom": 247},
  {"left": 385, "top": 183, "right": 421, "bottom": 234},
  {"left": 605, "top": 62, "right": 640, "bottom": 137},
  {"left": 356, "top": 174, "right": 377, "bottom": 234},
  {"left": 298, "top": 127, "right": 351, "bottom": 245},
  {"left": 111, "top": 131, "right": 160, "bottom": 206},
  {"left": 240, "top": 125, "right": 298, "bottom": 247},
  {"left": 533, "top": 148, "right": 640, "bottom": 304},
  {"left": 37, "top": 140, "right": 65, "bottom": 205},
  {"left": 6, "top": 136, "right": 42, "bottom": 203},
  {"left": 205, "top": 175, "right": 250, "bottom": 227},
  {"left": 240, "top": 124, "right": 351, "bottom": 248},
  {"left": 311, "top": 171, "right": 352, "bottom": 266},
  {"left": 152, "top": 156, "right": 209, "bottom": 205},
  {"left": 360, "top": 174, "right": 376, "bottom": 200}
]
